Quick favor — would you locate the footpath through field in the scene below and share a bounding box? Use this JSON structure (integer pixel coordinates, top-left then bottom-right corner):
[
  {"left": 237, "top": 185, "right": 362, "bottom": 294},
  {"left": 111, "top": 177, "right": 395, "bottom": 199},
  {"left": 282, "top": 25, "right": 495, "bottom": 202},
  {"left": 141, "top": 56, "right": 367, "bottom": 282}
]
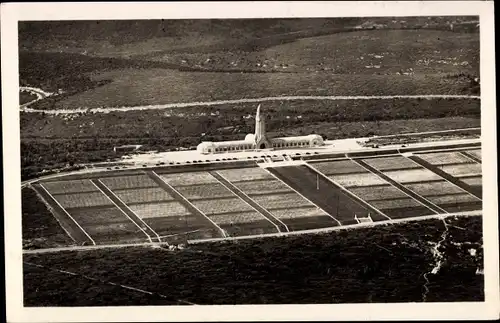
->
[{"left": 20, "top": 94, "right": 480, "bottom": 114}]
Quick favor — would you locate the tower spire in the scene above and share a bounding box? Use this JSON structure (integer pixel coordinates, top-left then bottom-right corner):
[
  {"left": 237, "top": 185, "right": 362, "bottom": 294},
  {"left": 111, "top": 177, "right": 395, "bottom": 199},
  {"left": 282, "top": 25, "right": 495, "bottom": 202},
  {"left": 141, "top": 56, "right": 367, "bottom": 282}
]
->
[
  {"left": 255, "top": 104, "right": 261, "bottom": 137},
  {"left": 254, "top": 104, "right": 269, "bottom": 149}
]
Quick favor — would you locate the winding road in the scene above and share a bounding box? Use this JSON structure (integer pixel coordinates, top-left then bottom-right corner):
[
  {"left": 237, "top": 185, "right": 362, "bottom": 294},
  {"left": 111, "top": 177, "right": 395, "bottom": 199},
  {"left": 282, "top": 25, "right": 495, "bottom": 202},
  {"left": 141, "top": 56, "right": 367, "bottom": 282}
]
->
[
  {"left": 19, "top": 86, "right": 54, "bottom": 108},
  {"left": 20, "top": 94, "right": 480, "bottom": 115}
]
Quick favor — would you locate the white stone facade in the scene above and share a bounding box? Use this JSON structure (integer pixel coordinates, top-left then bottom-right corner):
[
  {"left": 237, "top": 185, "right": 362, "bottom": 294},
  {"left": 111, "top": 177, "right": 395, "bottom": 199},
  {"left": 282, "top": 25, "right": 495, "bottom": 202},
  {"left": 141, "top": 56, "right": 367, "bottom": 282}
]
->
[{"left": 197, "top": 105, "right": 324, "bottom": 154}]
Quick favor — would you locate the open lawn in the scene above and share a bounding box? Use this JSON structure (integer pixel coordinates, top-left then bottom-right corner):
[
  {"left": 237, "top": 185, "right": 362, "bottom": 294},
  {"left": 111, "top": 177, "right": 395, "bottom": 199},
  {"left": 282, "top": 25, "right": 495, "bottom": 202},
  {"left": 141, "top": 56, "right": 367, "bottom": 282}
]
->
[
  {"left": 100, "top": 174, "right": 158, "bottom": 190},
  {"left": 175, "top": 183, "right": 235, "bottom": 200},
  {"left": 384, "top": 168, "right": 443, "bottom": 183},
  {"left": 416, "top": 152, "right": 473, "bottom": 165},
  {"left": 269, "top": 206, "right": 331, "bottom": 220},
  {"left": 348, "top": 185, "right": 408, "bottom": 201},
  {"left": 231, "top": 179, "right": 292, "bottom": 195},
  {"left": 209, "top": 211, "right": 271, "bottom": 225},
  {"left": 130, "top": 201, "right": 191, "bottom": 218},
  {"left": 459, "top": 176, "right": 482, "bottom": 187},
  {"left": 427, "top": 193, "right": 480, "bottom": 205},
  {"left": 252, "top": 192, "right": 316, "bottom": 209},
  {"left": 160, "top": 172, "right": 219, "bottom": 186},
  {"left": 362, "top": 156, "right": 421, "bottom": 171},
  {"left": 404, "top": 180, "right": 467, "bottom": 196},
  {"left": 23, "top": 215, "right": 483, "bottom": 305},
  {"left": 41, "top": 179, "right": 98, "bottom": 195},
  {"left": 309, "top": 160, "right": 366, "bottom": 175},
  {"left": 329, "top": 172, "right": 388, "bottom": 187},
  {"left": 439, "top": 163, "right": 482, "bottom": 177},
  {"left": 369, "top": 197, "right": 423, "bottom": 210},
  {"left": 113, "top": 187, "right": 176, "bottom": 204},
  {"left": 64, "top": 206, "right": 149, "bottom": 244},
  {"left": 217, "top": 167, "right": 275, "bottom": 182},
  {"left": 466, "top": 149, "right": 481, "bottom": 159},
  {"left": 192, "top": 197, "right": 255, "bottom": 215},
  {"left": 51, "top": 191, "right": 113, "bottom": 209}
]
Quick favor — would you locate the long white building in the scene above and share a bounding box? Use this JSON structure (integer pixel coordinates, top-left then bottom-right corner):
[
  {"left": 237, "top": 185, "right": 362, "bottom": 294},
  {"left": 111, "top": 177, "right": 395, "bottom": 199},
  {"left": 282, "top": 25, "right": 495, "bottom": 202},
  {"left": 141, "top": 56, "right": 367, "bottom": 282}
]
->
[{"left": 197, "top": 105, "right": 324, "bottom": 154}]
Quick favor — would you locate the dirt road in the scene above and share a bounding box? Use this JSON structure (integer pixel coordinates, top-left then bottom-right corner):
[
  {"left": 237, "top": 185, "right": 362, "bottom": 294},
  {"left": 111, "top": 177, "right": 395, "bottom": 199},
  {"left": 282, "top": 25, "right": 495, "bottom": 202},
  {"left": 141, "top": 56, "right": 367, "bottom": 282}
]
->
[{"left": 20, "top": 94, "right": 480, "bottom": 115}]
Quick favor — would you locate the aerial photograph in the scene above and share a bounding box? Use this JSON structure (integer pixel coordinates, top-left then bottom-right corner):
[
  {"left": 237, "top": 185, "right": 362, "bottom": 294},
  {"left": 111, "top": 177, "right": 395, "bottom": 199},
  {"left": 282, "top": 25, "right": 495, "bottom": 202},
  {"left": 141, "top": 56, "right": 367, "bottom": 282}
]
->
[{"left": 19, "top": 17, "right": 483, "bottom": 306}]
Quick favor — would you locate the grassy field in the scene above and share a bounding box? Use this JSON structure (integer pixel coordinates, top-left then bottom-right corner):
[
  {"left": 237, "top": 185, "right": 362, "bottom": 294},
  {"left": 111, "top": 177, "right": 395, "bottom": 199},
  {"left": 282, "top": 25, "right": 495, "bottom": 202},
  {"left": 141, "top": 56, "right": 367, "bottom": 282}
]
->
[
  {"left": 148, "top": 29, "right": 478, "bottom": 75},
  {"left": 44, "top": 70, "right": 477, "bottom": 110},
  {"left": 23, "top": 215, "right": 483, "bottom": 305}
]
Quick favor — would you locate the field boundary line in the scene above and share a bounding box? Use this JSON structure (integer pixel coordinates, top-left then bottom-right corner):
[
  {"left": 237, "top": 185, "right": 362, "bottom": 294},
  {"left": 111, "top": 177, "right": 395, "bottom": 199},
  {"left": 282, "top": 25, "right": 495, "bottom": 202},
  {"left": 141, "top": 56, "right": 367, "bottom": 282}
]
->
[
  {"left": 23, "top": 261, "right": 197, "bottom": 305},
  {"left": 261, "top": 166, "right": 342, "bottom": 226},
  {"left": 351, "top": 158, "right": 448, "bottom": 215},
  {"left": 303, "top": 145, "right": 482, "bottom": 164},
  {"left": 158, "top": 229, "right": 203, "bottom": 239},
  {"left": 90, "top": 179, "right": 154, "bottom": 244},
  {"left": 22, "top": 211, "right": 482, "bottom": 254},
  {"left": 305, "top": 163, "right": 392, "bottom": 221},
  {"left": 188, "top": 211, "right": 482, "bottom": 244},
  {"left": 38, "top": 183, "right": 96, "bottom": 246},
  {"left": 210, "top": 171, "right": 288, "bottom": 233},
  {"left": 148, "top": 171, "right": 228, "bottom": 238},
  {"left": 403, "top": 155, "right": 482, "bottom": 201},
  {"left": 95, "top": 179, "right": 163, "bottom": 242},
  {"left": 459, "top": 151, "right": 482, "bottom": 164},
  {"left": 29, "top": 186, "right": 78, "bottom": 244},
  {"left": 400, "top": 145, "right": 481, "bottom": 155}
]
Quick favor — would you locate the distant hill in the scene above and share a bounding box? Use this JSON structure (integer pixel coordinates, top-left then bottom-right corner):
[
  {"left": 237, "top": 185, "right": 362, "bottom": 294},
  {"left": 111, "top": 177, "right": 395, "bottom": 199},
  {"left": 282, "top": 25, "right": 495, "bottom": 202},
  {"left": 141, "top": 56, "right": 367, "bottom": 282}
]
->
[{"left": 19, "top": 16, "right": 478, "bottom": 55}]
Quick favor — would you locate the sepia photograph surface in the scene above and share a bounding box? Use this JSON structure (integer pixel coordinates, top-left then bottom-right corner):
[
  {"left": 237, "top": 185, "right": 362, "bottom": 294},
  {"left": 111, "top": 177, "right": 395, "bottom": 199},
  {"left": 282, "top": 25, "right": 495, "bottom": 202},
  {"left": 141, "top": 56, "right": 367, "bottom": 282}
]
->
[{"left": 3, "top": 1, "right": 498, "bottom": 322}]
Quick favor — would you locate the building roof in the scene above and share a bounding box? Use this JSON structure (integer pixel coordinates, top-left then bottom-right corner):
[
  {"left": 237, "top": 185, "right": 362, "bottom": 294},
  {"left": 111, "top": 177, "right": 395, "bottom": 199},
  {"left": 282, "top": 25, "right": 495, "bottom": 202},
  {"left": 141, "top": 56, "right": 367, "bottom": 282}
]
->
[
  {"left": 197, "top": 139, "right": 253, "bottom": 149},
  {"left": 271, "top": 134, "right": 323, "bottom": 142}
]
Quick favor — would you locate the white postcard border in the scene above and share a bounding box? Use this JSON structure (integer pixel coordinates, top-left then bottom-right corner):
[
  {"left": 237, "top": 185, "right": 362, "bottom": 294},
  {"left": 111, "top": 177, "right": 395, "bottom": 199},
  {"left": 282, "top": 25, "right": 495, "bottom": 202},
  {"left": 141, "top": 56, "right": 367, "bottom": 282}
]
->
[{"left": 2, "top": 1, "right": 498, "bottom": 322}]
